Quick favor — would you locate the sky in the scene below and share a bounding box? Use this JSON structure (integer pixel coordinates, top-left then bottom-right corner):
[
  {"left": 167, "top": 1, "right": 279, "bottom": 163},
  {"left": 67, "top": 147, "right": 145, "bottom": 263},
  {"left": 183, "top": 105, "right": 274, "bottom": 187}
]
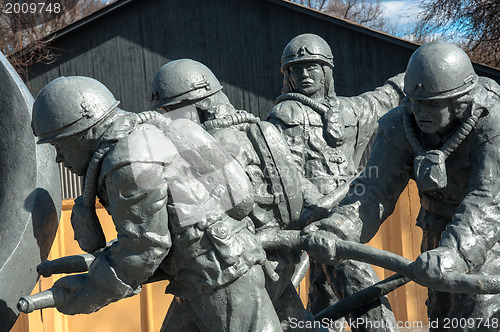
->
[{"left": 378, "top": 0, "right": 422, "bottom": 33}]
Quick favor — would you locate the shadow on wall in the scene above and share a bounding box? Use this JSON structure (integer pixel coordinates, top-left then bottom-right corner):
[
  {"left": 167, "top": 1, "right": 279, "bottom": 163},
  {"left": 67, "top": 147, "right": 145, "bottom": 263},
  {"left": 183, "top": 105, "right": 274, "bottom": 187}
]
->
[{"left": 26, "top": 188, "right": 59, "bottom": 261}]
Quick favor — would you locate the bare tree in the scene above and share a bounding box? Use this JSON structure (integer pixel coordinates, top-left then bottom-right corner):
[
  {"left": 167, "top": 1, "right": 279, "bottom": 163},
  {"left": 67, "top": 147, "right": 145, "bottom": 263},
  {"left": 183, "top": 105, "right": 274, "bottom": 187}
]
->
[
  {"left": 291, "top": 0, "right": 329, "bottom": 11},
  {"left": 290, "top": 0, "right": 499, "bottom": 68},
  {"left": 288, "top": 0, "right": 392, "bottom": 32},
  {"left": 1, "top": 0, "right": 110, "bottom": 77},
  {"left": 326, "top": 0, "right": 388, "bottom": 31},
  {"left": 416, "top": 0, "right": 500, "bottom": 68}
]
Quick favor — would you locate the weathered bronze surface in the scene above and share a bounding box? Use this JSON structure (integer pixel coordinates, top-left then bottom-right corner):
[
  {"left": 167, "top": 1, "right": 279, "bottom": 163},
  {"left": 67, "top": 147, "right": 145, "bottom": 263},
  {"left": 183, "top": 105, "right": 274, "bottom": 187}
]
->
[
  {"left": 30, "top": 76, "right": 281, "bottom": 331},
  {"left": 268, "top": 33, "right": 404, "bottom": 331},
  {"left": 151, "top": 59, "right": 325, "bottom": 331},
  {"left": 306, "top": 41, "right": 500, "bottom": 332}
]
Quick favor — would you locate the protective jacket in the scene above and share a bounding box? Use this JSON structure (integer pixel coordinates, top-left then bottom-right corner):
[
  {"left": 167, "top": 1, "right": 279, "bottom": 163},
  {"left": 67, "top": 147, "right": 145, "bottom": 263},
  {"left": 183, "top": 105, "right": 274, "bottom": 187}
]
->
[
  {"left": 333, "top": 78, "right": 500, "bottom": 329},
  {"left": 202, "top": 110, "right": 321, "bottom": 330},
  {"left": 268, "top": 75, "right": 404, "bottom": 194},
  {"left": 60, "top": 112, "right": 266, "bottom": 313},
  {"left": 268, "top": 74, "right": 405, "bottom": 331}
]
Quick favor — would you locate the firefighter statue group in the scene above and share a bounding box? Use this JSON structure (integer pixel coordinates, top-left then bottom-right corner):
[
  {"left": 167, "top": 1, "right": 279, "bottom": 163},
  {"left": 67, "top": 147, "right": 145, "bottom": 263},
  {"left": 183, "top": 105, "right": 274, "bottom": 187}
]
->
[{"left": 8, "top": 35, "right": 500, "bottom": 332}]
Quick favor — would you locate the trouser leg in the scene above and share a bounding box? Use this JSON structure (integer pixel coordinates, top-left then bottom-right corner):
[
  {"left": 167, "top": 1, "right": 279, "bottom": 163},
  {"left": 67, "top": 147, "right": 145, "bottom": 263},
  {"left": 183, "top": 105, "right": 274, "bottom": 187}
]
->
[
  {"left": 275, "top": 281, "right": 327, "bottom": 331},
  {"left": 326, "top": 260, "right": 398, "bottom": 332},
  {"left": 161, "top": 297, "right": 200, "bottom": 332},
  {"left": 162, "top": 265, "right": 281, "bottom": 332},
  {"left": 307, "top": 259, "right": 345, "bottom": 332}
]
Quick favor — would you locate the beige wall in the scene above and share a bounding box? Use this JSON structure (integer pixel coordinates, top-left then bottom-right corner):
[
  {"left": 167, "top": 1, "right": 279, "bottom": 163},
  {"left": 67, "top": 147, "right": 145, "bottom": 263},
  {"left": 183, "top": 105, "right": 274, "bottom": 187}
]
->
[{"left": 12, "top": 181, "right": 427, "bottom": 331}]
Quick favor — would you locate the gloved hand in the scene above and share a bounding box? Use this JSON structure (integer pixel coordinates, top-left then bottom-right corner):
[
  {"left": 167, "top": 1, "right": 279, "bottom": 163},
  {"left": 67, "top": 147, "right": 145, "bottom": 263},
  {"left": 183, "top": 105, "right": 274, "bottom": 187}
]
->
[
  {"left": 302, "top": 230, "right": 340, "bottom": 266},
  {"left": 413, "top": 246, "right": 468, "bottom": 283},
  {"left": 53, "top": 274, "right": 102, "bottom": 315}
]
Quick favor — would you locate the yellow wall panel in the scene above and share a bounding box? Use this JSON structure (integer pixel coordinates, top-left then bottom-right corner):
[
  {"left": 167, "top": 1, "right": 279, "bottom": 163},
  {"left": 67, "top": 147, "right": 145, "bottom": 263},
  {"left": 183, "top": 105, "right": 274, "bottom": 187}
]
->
[
  {"left": 12, "top": 201, "right": 173, "bottom": 332},
  {"left": 367, "top": 180, "right": 427, "bottom": 325}
]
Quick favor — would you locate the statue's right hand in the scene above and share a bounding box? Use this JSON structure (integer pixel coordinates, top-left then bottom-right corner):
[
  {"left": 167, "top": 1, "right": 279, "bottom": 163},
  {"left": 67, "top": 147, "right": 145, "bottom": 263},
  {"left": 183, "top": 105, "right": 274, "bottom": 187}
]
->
[{"left": 302, "top": 230, "right": 339, "bottom": 266}]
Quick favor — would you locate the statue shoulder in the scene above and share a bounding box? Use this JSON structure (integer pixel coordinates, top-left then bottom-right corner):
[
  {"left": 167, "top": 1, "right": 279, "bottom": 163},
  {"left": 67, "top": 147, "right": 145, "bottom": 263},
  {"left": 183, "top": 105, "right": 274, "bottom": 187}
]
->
[
  {"left": 474, "top": 103, "right": 500, "bottom": 143},
  {"left": 101, "top": 124, "right": 177, "bottom": 179},
  {"left": 268, "top": 99, "right": 306, "bottom": 125},
  {"left": 468, "top": 79, "right": 500, "bottom": 143},
  {"left": 479, "top": 76, "right": 500, "bottom": 98},
  {"left": 209, "top": 125, "right": 240, "bottom": 142},
  {"left": 377, "top": 106, "right": 409, "bottom": 147},
  {"left": 209, "top": 125, "right": 250, "bottom": 160}
]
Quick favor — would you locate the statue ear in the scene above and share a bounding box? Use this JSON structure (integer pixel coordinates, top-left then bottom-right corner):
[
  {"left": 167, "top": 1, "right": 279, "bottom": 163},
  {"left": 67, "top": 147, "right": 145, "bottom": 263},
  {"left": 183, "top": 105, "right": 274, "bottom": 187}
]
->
[
  {"left": 451, "top": 94, "right": 473, "bottom": 121},
  {"left": 322, "top": 66, "right": 336, "bottom": 99}
]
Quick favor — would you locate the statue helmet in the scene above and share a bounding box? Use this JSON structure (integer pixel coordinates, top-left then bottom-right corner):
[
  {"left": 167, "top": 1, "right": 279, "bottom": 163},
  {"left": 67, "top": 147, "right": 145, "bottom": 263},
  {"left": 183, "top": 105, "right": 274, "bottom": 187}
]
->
[
  {"left": 404, "top": 41, "right": 478, "bottom": 100},
  {"left": 151, "top": 59, "right": 223, "bottom": 109},
  {"left": 32, "top": 76, "right": 120, "bottom": 144},
  {"left": 281, "top": 33, "right": 334, "bottom": 72}
]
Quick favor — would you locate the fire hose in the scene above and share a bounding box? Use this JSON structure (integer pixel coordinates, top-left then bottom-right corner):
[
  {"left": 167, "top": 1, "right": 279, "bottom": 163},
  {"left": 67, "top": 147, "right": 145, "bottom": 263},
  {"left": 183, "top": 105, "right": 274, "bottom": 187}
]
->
[
  {"left": 18, "top": 230, "right": 500, "bottom": 317},
  {"left": 259, "top": 230, "right": 500, "bottom": 294}
]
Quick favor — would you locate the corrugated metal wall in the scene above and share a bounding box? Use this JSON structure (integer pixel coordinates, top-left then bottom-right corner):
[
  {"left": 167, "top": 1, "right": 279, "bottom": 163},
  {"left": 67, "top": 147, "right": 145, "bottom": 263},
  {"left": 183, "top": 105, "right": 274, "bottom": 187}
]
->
[
  {"left": 14, "top": 1, "right": 500, "bottom": 330},
  {"left": 25, "top": 0, "right": 417, "bottom": 115},
  {"left": 59, "top": 164, "right": 82, "bottom": 199}
]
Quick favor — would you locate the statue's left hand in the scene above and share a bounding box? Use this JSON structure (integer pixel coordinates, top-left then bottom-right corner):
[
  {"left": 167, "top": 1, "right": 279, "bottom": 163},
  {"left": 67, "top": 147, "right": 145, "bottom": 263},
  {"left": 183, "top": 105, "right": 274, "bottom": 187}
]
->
[
  {"left": 413, "top": 247, "right": 468, "bottom": 283},
  {"left": 53, "top": 274, "right": 100, "bottom": 315}
]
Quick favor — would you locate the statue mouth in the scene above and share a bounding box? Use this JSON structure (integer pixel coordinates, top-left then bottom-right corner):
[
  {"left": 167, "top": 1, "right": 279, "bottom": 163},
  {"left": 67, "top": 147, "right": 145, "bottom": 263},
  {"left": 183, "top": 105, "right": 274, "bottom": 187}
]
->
[{"left": 416, "top": 117, "right": 434, "bottom": 124}]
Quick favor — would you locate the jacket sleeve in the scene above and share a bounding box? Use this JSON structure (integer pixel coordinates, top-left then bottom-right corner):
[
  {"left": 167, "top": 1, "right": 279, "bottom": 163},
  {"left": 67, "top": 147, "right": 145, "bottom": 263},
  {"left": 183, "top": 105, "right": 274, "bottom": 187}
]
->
[
  {"left": 352, "top": 73, "right": 404, "bottom": 121},
  {"left": 99, "top": 162, "right": 171, "bottom": 285},
  {"left": 343, "top": 73, "right": 405, "bottom": 164},
  {"left": 440, "top": 134, "right": 500, "bottom": 270},
  {"left": 67, "top": 162, "right": 172, "bottom": 314},
  {"left": 267, "top": 103, "right": 307, "bottom": 176},
  {"left": 331, "top": 127, "right": 413, "bottom": 243}
]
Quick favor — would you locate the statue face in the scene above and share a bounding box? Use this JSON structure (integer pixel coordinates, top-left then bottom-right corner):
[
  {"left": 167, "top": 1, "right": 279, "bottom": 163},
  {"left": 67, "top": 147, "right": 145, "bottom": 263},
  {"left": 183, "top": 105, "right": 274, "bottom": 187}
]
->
[
  {"left": 288, "top": 62, "right": 325, "bottom": 99},
  {"left": 52, "top": 136, "right": 92, "bottom": 176},
  {"left": 411, "top": 98, "right": 455, "bottom": 134}
]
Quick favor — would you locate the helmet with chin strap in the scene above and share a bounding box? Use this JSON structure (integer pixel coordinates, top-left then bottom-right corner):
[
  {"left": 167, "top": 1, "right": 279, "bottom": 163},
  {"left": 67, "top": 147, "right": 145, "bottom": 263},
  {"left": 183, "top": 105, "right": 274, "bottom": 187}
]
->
[
  {"left": 32, "top": 76, "right": 120, "bottom": 144},
  {"left": 151, "top": 59, "right": 223, "bottom": 109},
  {"left": 281, "top": 33, "right": 334, "bottom": 72},
  {"left": 404, "top": 41, "right": 478, "bottom": 100}
]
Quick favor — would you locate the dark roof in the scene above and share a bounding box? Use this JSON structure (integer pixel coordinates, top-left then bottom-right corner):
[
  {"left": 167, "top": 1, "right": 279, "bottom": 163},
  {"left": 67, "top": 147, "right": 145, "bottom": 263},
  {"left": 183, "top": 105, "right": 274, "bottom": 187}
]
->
[{"left": 45, "top": 0, "right": 500, "bottom": 77}]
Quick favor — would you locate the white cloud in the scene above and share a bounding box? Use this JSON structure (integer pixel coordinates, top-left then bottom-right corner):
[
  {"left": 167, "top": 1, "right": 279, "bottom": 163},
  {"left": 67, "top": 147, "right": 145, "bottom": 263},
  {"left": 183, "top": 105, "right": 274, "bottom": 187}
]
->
[{"left": 380, "top": 0, "right": 422, "bottom": 28}]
